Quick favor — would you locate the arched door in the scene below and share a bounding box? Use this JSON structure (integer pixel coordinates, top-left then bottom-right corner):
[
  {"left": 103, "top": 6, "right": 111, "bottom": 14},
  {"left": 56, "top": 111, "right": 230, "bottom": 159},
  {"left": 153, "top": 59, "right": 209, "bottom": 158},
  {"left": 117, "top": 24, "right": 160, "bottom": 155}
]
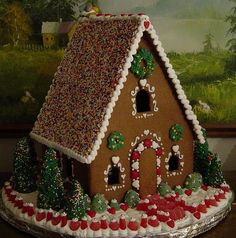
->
[{"left": 130, "top": 138, "right": 163, "bottom": 198}]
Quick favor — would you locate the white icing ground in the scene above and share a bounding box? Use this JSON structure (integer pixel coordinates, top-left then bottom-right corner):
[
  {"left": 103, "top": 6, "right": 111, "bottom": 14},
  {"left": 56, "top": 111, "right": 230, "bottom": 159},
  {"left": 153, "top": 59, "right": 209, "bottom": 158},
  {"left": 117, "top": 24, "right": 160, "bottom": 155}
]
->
[{"left": 2, "top": 182, "right": 232, "bottom": 237}]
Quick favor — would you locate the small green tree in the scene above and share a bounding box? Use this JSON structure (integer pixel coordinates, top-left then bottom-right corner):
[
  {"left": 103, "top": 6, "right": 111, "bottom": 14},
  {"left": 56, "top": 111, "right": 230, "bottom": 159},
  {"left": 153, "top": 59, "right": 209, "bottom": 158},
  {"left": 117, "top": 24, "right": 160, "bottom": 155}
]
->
[
  {"left": 37, "top": 148, "right": 64, "bottom": 211},
  {"left": 12, "top": 137, "right": 37, "bottom": 193},
  {"left": 124, "top": 189, "right": 140, "bottom": 208},
  {"left": 203, "top": 33, "right": 214, "bottom": 53},
  {"left": 204, "top": 154, "right": 225, "bottom": 187},
  {"left": 91, "top": 193, "right": 107, "bottom": 213},
  {"left": 184, "top": 172, "right": 203, "bottom": 191},
  {"left": 65, "top": 179, "right": 86, "bottom": 220},
  {"left": 157, "top": 182, "right": 172, "bottom": 197}
]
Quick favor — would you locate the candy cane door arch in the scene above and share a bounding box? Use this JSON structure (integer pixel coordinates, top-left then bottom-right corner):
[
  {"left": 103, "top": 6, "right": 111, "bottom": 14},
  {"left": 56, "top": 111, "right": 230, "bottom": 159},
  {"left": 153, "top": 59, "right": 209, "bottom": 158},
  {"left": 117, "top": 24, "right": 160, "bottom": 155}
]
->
[{"left": 130, "top": 138, "right": 163, "bottom": 198}]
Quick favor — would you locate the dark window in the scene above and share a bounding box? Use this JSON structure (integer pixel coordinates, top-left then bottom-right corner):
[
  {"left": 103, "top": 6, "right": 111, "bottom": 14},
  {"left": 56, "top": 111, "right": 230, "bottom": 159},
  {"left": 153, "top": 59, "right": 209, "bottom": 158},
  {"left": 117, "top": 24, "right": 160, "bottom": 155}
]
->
[
  {"left": 136, "top": 89, "right": 150, "bottom": 113},
  {"left": 168, "top": 154, "right": 179, "bottom": 171},
  {"left": 108, "top": 166, "right": 120, "bottom": 185},
  {"left": 66, "top": 158, "right": 73, "bottom": 178}
]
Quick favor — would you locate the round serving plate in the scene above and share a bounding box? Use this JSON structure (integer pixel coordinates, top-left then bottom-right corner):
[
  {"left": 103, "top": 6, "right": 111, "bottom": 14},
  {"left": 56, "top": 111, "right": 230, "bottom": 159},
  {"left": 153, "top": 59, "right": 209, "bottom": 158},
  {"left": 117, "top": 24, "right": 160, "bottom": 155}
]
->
[{"left": 0, "top": 192, "right": 234, "bottom": 238}]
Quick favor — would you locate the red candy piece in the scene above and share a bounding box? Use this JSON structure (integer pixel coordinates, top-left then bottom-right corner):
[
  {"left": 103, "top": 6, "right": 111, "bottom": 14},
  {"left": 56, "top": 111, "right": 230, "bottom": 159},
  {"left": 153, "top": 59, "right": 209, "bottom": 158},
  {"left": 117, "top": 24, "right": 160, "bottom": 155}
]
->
[
  {"left": 81, "top": 219, "right": 88, "bottom": 230},
  {"left": 120, "top": 203, "right": 129, "bottom": 211},
  {"left": 128, "top": 220, "right": 139, "bottom": 231},
  {"left": 131, "top": 151, "right": 140, "bottom": 160},
  {"left": 201, "top": 185, "right": 208, "bottom": 191},
  {"left": 144, "top": 20, "right": 150, "bottom": 29},
  {"left": 46, "top": 211, "right": 53, "bottom": 221},
  {"left": 69, "top": 220, "right": 80, "bottom": 231},
  {"left": 90, "top": 220, "right": 100, "bottom": 231},
  {"left": 86, "top": 210, "right": 96, "bottom": 218},
  {"left": 167, "top": 220, "right": 175, "bottom": 228},
  {"left": 109, "top": 220, "right": 119, "bottom": 230},
  {"left": 156, "top": 168, "right": 161, "bottom": 176},
  {"left": 156, "top": 213, "right": 169, "bottom": 222},
  {"left": 61, "top": 215, "right": 68, "bottom": 227},
  {"left": 36, "top": 211, "right": 46, "bottom": 222},
  {"left": 27, "top": 207, "right": 35, "bottom": 217},
  {"left": 148, "top": 217, "right": 159, "bottom": 227},
  {"left": 119, "top": 217, "right": 126, "bottom": 230},
  {"left": 185, "top": 205, "right": 196, "bottom": 213},
  {"left": 193, "top": 212, "right": 201, "bottom": 220},
  {"left": 184, "top": 189, "right": 192, "bottom": 196},
  {"left": 156, "top": 148, "right": 163, "bottom": 156},
  {"left": 131, "top": 170, "right": 139, "bottom": 180},
  {"left": 107, "top": 207, "right": 116, "bottom": 214},
  {"left": 143, "top": 139, "right": 152, "bottom": 148},
  {"left": 140, "top": 216, "right": 148, "bottom": 228},
  {"left": 51, "top": 215, "right": 61, "bottom": 226},
  {"left": 197, "top": 204, "right": 207, "bottom": 213},
  {"left": 101, "top": 218, "right": 108, "bottom": 229}
]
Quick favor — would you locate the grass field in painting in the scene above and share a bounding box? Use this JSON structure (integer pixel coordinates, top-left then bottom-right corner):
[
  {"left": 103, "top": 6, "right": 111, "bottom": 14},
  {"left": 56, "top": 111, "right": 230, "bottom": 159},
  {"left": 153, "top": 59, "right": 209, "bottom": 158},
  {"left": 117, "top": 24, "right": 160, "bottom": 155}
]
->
[{"left": 0, "top": 48, "right": 235, "bottom": 124}]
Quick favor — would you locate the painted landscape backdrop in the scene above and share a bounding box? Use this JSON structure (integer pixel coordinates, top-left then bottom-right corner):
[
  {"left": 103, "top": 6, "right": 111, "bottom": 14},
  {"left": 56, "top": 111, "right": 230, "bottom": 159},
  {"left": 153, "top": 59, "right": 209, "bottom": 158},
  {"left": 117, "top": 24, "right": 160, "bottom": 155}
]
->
[{"left": 0, "top": 0, "right": 236, "bottom": 124}]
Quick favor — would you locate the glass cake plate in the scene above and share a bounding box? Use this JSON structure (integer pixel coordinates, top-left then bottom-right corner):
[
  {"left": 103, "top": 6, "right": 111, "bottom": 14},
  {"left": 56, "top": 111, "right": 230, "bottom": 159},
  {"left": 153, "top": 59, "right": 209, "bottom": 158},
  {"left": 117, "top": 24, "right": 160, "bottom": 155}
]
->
[{"left": 0, "top": 191, "right": 234, "bottom": 238}]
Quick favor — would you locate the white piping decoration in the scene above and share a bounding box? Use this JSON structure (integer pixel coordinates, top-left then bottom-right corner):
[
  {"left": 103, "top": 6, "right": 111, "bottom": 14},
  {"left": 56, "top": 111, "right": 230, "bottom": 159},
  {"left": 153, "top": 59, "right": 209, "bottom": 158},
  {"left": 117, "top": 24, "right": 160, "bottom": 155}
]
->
[
  {"left": 104, "top": 156, "right": 126, "bottom": 192},
  {"left": 30, "top": 14, "right": 205, "bottom": 164},
  {"left": 165, "top": 145, "right": 184, "bottom": 176}
]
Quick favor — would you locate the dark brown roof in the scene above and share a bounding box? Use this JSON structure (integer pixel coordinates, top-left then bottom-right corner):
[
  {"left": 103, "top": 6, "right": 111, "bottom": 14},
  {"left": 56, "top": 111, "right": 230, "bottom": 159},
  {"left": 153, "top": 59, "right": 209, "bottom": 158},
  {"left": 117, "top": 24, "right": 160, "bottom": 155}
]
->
[{"left": 31, "top": 17, "right": 140, "bottom": 162}]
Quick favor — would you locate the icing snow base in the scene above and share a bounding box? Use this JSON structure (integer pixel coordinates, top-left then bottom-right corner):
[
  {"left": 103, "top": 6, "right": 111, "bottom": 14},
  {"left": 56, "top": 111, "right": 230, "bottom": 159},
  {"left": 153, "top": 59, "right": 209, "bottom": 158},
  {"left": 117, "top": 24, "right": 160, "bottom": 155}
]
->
[{"left": 1, "top": 183, "right": 232, "bottom": 238}]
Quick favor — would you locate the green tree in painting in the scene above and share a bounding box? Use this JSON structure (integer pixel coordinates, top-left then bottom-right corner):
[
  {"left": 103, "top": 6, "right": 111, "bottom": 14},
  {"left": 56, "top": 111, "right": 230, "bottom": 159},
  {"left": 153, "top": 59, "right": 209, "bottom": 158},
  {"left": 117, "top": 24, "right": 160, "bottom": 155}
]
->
[
  {"left": 1, "top": 1, "right": 32, "bottom": 46},
  {"left": 226, "top": 0, "right": 236, "bottom": 53},
  {"left": 203, "top": 33, "right": 214, "bottom": 53}
]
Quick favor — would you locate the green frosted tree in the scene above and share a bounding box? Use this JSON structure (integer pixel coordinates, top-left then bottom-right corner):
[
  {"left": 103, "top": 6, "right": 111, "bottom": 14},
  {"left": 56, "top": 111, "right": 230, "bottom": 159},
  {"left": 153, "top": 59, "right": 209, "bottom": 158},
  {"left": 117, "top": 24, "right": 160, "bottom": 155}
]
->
[
  {"left": 91, "top": 193, "right": 107, "bottom": 213},
  {"left": 184, "top": 172, "right": 203, "bottom": 191},
  {"left": 110, "top": 199, "right": 120, "bottom": 211},
  {"left": 124, "top": 189, "right": 140, "bottom": 208},
  {"left": 65, "top": 179, "right": 86, "bottom": 220},
  {"left": 12, "top": 137, "right": 37, "bottom": 193},
  {"left": 204, "top": 154, "right": 225, "bottom": 187},
  {"left": 157, "top": 182, "right": 172, "bottom": 197},
  {"left": 37, "top": 148, "right": 64, "bottom": 211}
]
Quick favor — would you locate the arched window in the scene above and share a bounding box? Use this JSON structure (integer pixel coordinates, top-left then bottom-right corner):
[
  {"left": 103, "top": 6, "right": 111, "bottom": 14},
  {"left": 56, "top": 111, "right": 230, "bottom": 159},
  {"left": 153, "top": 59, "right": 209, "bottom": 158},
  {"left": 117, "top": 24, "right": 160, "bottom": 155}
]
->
[
  {"left": 108, "top": 166, "right": 120, "bottom": 185},
  {"left": 136, "top": 89, "right": 150, "bottom": 113},
  {"left": 168, "top": 154, "right": 179, "bottom": 171}
]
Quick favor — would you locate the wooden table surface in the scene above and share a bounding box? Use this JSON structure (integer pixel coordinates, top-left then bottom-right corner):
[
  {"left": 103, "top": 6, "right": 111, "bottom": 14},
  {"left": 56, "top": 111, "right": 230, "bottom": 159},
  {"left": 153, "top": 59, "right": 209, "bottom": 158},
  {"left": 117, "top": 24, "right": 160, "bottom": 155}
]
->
[{"left": 0, "top": 172, "right": 235, "bottom": 238}]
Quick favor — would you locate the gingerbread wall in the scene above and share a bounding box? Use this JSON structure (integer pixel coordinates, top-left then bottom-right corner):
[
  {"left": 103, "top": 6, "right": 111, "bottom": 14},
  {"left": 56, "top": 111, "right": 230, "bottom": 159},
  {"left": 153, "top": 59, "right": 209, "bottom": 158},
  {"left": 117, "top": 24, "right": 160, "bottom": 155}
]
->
[{"left": 88, "top": 34, "right": 194, "bottom": 201}]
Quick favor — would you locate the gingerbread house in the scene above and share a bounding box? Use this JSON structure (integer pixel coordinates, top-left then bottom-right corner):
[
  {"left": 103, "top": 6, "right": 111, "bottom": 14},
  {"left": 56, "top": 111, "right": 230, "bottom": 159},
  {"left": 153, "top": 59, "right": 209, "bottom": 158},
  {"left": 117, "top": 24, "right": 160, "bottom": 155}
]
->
[{"left": 30, "top": 14, "right": 205, "bottom": 202}]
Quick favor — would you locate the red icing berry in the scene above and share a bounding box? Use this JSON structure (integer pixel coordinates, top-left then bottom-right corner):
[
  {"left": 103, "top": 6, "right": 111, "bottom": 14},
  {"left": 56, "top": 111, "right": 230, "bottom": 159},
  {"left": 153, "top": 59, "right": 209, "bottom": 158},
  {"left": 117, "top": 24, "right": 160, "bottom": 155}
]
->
[
  {"left": 107, "top": 207, "right": 116, "bottom": 214},
  {"left": 156, "top": 148, "right": 163, "bottom": 156},
  {"left": 109, "top": 220, "right": 119, "bottom": 230},
  {"left": 193, "top": 212, "right": 201, "bottom": 220},
  {"left": 81, "top": 219, "right": 88, "bottom": 230},
  {"left": 51, "top": 215, "right": 61, "bottom": 226},
  {"left": 201, "top": 185, "right": 208, "bottom": 191},
  {"left": 120, "top": 203, "right": 129, "bottom": 211},
  {"left": 131, "top": 170, "right": 139, "bottom": 180},
  {"left": 119, "top": 218, "right": 126, "bottom": 230},
  {"left": 21, "top": 204, "right": 28, "bottom": 214},
  {"left": 131, "top": 151, "right": 140, "bottom": 160},
  {"left": 16, "top": 199, "right": 23, "bottom": 209},
  {"left": 46, "top": 211, "right": 53, "bottom": 221},
  {"left": 184, "top": 189, "right": 192, "bottom": 196},
  {"left": 156, "top": 214, "right": 169, "bottom": 222},
  {"left": 90, "top": 220, "right": 100, "bottom": 231},
  {"left": 156, "top": 168, "right": 161, "bottom": 176},
  {"left": 36, "top": 211, "right": 46, "bottom": 222},
  {"left": 69, "top": 220, "right": 80, "bottom": 231},
  {"left": 144, "top": 20, "right": 150, "bottom": 29},
  {"left": 209, "top": 198, "right": 218, "bottom": 207},
  {"left": 148, "top": 217, "right": 159, "bottom": 227},
  {"left": 218, "top": 192, "right": 226, "bottom": 199},
  {"left": 86, "top": 210, "right": 96, "bottom": 218},
  {"left": 128, "top": 220, "right": 139, "bottom": 231},
  {"left": 101, "top": 219, "right": 108, "bottom": 229},
  {"left": 197, "top": 204, "right": 207, "bottom": 213},
  {"left": 221, "top": 185, "right": 230, "bottom": 193},
  {"left": 185, "top": 205, "right": 196, "bottom": 214},
  {"left": 143, "top": 139, "right": 152, "bottom": 148},
  {"left": 27, "top": 207, "right": 35, "bottom": 217},
  {"left": 167, "top": 220, "right": 175, "bottom": 228},
  {"left": 61, "top": 216, "right": 68, "bottom": 227},
  {"left": 140, "top": 217, "right": 148, "bottom": 228}
]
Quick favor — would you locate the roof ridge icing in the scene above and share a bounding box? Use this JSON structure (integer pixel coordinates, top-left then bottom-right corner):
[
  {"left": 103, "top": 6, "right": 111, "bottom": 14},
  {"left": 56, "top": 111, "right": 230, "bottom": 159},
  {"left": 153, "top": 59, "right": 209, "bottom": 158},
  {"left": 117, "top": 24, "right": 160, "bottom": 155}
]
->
[{"left": 31, "top": 15, "right": 205, "bottom": 164}]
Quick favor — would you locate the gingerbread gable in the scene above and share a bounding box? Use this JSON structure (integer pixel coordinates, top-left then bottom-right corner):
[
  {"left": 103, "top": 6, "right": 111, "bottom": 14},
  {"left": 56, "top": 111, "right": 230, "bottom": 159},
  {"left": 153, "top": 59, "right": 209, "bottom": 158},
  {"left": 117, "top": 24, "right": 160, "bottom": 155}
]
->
[{"left": 30, "top": 14, "right": 205, "bottom": 164}]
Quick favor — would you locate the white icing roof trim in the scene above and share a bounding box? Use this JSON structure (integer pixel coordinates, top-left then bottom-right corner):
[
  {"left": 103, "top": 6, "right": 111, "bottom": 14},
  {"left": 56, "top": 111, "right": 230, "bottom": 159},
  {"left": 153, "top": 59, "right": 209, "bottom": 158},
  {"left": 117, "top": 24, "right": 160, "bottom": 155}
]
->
[{"left": 31, "top": 14, "right": 205, "bottom": 164}]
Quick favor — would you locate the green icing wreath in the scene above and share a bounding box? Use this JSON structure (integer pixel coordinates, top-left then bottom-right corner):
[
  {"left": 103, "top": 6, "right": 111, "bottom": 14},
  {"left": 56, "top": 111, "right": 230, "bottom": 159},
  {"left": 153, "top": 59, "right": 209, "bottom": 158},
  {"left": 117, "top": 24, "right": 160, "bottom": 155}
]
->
[
  {"left": 107, "top": 131, "right": 125, "bottom": 151},
  {"left": 169, "top": 124, "right": 184, "bottom": 141},
  {"left": 131, "top": 48, "right": 155, "bottom": 79}
]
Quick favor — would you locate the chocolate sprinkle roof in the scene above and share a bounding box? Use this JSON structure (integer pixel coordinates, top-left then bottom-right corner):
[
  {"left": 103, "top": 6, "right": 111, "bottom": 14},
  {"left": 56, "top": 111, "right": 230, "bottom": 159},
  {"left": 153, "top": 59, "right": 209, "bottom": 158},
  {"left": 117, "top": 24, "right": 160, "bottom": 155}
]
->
[
  {"left": 31, "top": 16, "right": 141, "bottom": 162},
  {"left": 31, "top": 14, "right": 205, "bottom": 163}
]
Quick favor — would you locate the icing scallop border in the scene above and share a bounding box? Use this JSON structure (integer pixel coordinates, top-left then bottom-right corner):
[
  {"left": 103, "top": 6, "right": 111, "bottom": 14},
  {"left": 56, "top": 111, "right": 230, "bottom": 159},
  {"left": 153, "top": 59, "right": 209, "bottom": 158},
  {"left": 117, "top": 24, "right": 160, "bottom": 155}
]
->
[{"left": 30, "top": 14, "right": 205, "bottom": 164}]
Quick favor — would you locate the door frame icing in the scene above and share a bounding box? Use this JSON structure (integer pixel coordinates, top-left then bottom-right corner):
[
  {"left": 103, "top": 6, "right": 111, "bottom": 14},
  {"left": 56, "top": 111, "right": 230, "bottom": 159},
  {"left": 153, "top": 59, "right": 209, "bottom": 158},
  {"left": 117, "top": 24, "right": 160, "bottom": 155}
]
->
[{"left": 128, "top": 130, "right": 164, "bottom": 192}]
